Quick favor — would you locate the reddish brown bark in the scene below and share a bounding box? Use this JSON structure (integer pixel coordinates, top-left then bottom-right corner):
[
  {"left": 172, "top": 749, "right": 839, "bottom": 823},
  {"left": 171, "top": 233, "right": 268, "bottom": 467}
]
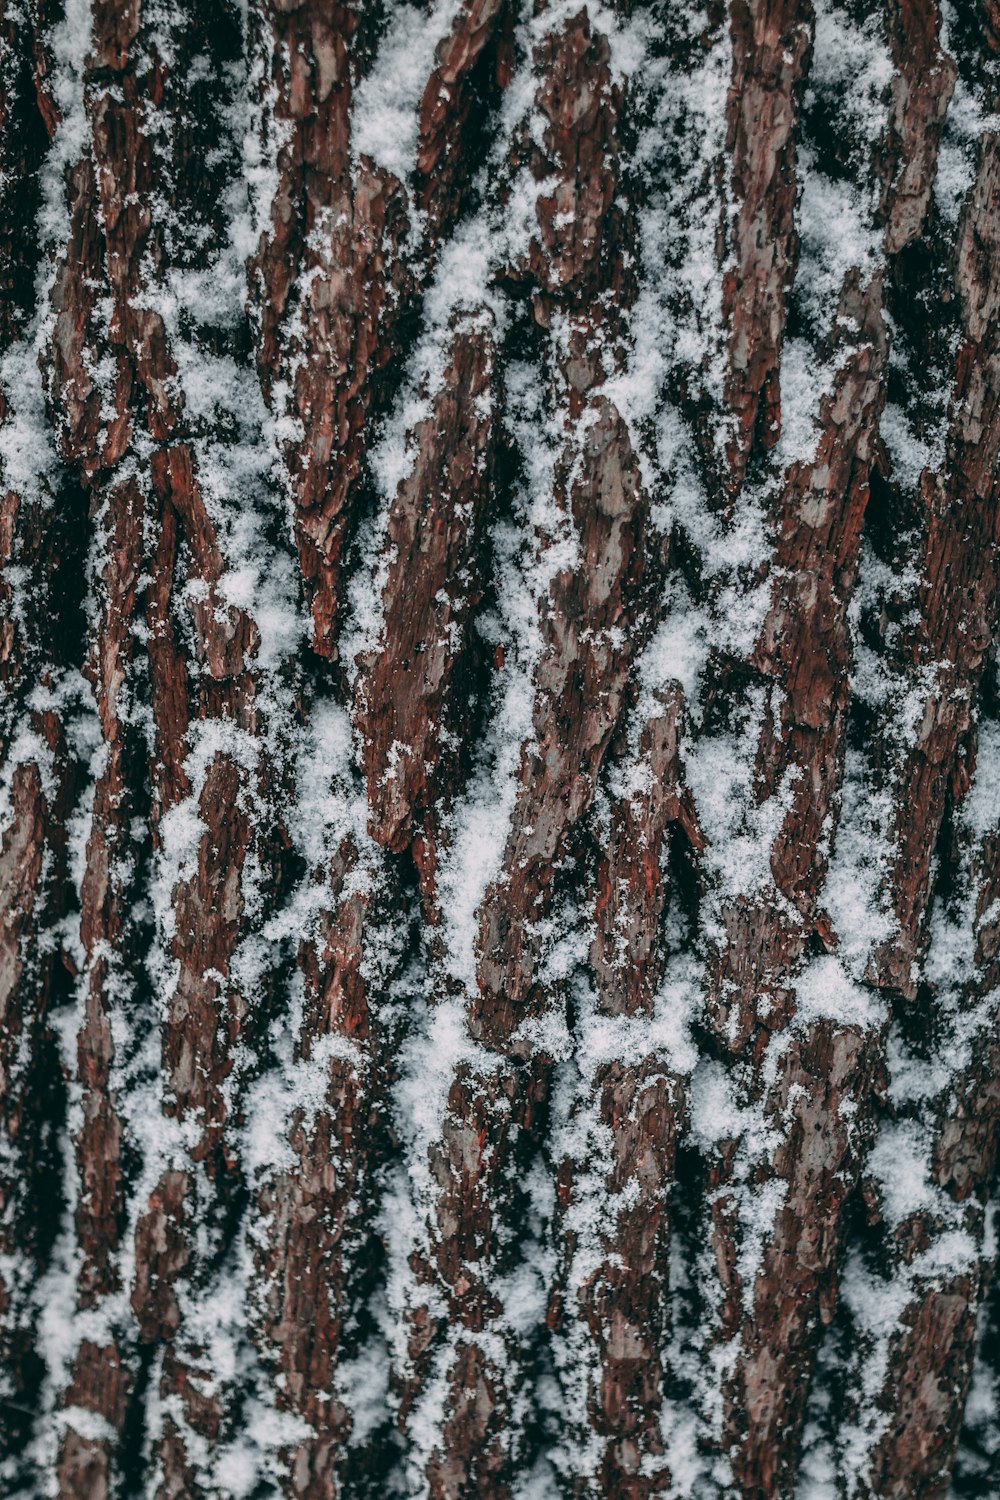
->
[
  {"left": 416, "top": 0, "right": 514, "bottom": 245},
  {"left": 724, "top": 0, "right": 813, "bottom": 494},
  {"left": 689, "top": 4, "right": 984, "bottom": 1491},
  {"left": 4, "top": 3, "right": 1000, "bottom": 1497},
  {"left": 355, "top": 318, "right": 497, "bottom": 878}
]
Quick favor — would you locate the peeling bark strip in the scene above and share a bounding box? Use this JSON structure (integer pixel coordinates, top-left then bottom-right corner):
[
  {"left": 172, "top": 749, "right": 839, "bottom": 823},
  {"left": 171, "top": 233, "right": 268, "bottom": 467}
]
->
[
  {"left": 724, "top": 0, "right": 813, "bottom": 493},
  {"left": 4, "top": 1, "right": 1000, "bottom": 1495},
  {"left": 691, "top": 71, "right": 893, "bottom": 1500},
  {"left": 247, "top": 0, "right": 410, "bottom": 659},
  {"left": 403, "top": 1055, "right": 550, "bottom": 1498},
  {"left": 553, "top": 1056, "right": 683, "bottom": 1499},
  {"left": 247, "top": 0, "right": 511, "bottom": 659},
  {"left": 880, "top": 0, "right": 956, "bottom": 254},
  {"left": 416, "top": 0, "right": 514, "bottom": 244},
  {"left": 356, "top": 316, "right": 497, "bottom": 878}
]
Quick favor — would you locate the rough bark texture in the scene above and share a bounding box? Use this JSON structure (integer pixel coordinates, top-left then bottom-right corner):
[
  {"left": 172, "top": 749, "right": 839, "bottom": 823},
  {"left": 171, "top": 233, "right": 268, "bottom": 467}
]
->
[{"left": 2, "top": 2, "right": 1000, "bottom": 1498}]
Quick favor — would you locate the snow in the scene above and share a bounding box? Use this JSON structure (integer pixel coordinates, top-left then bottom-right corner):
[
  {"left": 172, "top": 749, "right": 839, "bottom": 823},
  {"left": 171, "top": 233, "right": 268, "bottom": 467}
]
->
[
  {"left": 963, "top": 709, "right": 1000, "bottom": 839},
  {"left": 935, "top": 2, "right": 1000, "bottom": 224},
  {"left": 867, "top": 1120, "right": 941, "bottom": 1226},
  {"left": 820, "top": 748, "right": 895, "bottom": 980},
  {"left": 633, "top": 4, "right": 733, "bottom": 469},
  {"left": 795, "top": 146, "right": 883, "bottom": 334},
  {"left": 0, "top": 340, "right": 61, "bottom": 501},
  {"left": 432, "top": 348, "right": 565, "bottom": 996},
  {"left": 337, "top": 1330, "right": 392, "bottom": 1447},
  {"left": 634, "top": 585, "right": 710, "bottom": 710},
  {"left": 352, "top": 0, "right": 465, "bottom": 185},
  {"left": 795, "top": 954, "right": 884, "bottom": 1032},
  {"left": 684, "top": 688, "right": 796, "bottom": 914},
  {"left": 775, "top": 336, "right": 842, "bottom": 472},
  {"left": 810, "top": 0, "right": 894, "bottom": 154}
]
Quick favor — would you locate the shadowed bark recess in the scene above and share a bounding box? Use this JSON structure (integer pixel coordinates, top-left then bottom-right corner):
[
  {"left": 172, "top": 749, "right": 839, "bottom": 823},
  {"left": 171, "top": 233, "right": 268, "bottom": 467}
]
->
[{"left": 2, "top": 1, "right": 1000, "bottom": 1497}]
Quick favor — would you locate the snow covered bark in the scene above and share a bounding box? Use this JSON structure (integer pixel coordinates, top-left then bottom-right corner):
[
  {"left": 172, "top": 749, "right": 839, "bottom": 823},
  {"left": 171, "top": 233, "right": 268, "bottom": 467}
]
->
[{"left": 2, "top": 2, "right": 1000, "bottom": 1497}]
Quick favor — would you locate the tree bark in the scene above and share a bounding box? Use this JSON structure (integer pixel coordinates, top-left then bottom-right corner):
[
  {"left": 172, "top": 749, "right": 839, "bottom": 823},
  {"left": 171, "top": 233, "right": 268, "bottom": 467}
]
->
[{"left": 2, "top": 1, "right": 1000, "bottom": 1497}]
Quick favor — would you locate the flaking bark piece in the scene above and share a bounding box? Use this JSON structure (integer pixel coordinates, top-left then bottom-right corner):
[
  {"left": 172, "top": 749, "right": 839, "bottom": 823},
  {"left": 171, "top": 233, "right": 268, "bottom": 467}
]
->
[
  {"left": 723, "top": 1019, "right": 886, "bottom": 1497},
  {"left": 553, "top": 1058, "right": 684, "bottom": 1497},
  {"left": 282, "top": 160, "right": 413, "bottom": 659},
  {"left": 591, "top": 684, "right": 704, "bottom": 1017},
  {"left": 723, "top": 0, "right": 814, "bottom": 494},
  {"left": 475, "top": 399, "right": 659, "bottom": 1048},
  {"left": 696, "top": 199, "right": 903, "bottom": 1492},
  {"left": 355, "top": 317, "right": 497, "bottom": 887},
  {"left": 406, "top": 1057, "right": 550, "bottom": 1500},
  {"left": 707, "top": 268, "right": 889, "bottom": 1055},
  {"left": 845, "top": 826, "right": 1000, "bottom": 1499},
  {"left": 880, "top": 0, "right": 957, "bottom": 256},
  {"left": 247, "top": 0, "right": 414, "bottom": 656},
  {"left": 496, "top": 4, "right": 635, "bottom": 381}
]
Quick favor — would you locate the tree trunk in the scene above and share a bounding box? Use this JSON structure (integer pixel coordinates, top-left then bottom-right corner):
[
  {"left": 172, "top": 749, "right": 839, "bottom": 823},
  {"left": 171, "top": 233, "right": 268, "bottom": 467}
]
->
[{"left": 2, "top": 0, "right": 1000, "bottom": 1496}]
